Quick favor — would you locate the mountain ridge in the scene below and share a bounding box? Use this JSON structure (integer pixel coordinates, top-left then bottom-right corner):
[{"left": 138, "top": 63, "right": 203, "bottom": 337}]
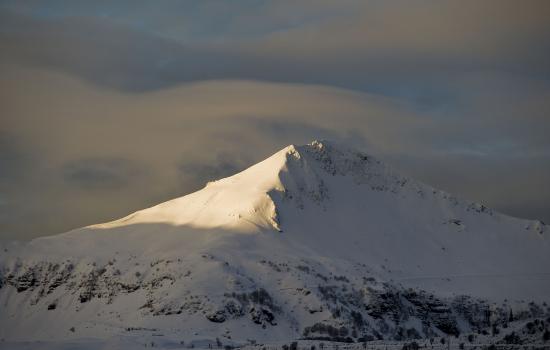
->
[
  {"left": 75, "top": 139, "right": 544, "bottom": 235},
  {"left": 1, "top": 140, "right": 549, "bottom": 345}
]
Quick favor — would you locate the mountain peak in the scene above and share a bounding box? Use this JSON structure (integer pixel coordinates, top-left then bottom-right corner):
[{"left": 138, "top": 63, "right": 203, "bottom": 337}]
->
[
  {"left": 89, "top": 140, "right": 398, "bottom": 233},
  {"left": 60, "top": 138, "right": 548, "bottom": 252}
]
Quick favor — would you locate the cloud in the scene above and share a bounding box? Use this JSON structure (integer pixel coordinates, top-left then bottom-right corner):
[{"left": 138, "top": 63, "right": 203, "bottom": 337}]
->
[
  {"left": 0, "top": 12, "right": 190, "bottom": 91},
  {"left": 1, "top": 3, "right": 549, "bottom": 93},
  {"left": 63, "top": 157, "right": 140, "bottom": 190},
  {"left": 389, "top": 152, "right": 550, "bottom": 223},
  {"left": 0, "top": 1, "right": 549, "bottom": 240},
  {"left": 177, "top": 153, "right": 252, "bottom": 193}
]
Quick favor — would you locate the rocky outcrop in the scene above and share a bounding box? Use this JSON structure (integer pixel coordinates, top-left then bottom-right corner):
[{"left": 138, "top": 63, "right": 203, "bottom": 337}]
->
[{"left": 1, "top": 255, "right": 549, "bottom": 343}]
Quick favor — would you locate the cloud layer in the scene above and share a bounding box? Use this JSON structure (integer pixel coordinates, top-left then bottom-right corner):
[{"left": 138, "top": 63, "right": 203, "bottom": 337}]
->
[{"left": 0, "top": 1, "right": 549, "bottom": 239}]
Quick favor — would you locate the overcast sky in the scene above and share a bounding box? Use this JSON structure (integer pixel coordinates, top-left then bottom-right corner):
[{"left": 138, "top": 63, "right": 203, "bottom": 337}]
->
[{"left": 1, "top": 0, "right": 550, "bottom": 240}]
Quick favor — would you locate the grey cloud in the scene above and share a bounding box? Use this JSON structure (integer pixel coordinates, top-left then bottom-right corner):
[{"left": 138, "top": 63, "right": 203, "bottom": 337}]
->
[
  {"left": 1, "top": 3, "right": 549, "bottom": 93},
  {"left": 387, "top": 153, "right": 550, "bottom": 223},
  {"left": 0, "top": 132, "right": 27, "bottom": 182},
  {"left": 255, "top": 1, "right": 550, "bottom": 76},
  {"left": 0, "top": 1, "right": 549, "bottom": 240},
  {"left": 63, "top": 157, "right": 140, "bottom": 190},
  {"left": 252, "top": 120, "right": 347, "bottom": 145},
  {"left": 0, "top": 12, "right": 189, "bottom": 91},
  {"left": 178, "top": 153, "right": 252, "bottom": 193}
]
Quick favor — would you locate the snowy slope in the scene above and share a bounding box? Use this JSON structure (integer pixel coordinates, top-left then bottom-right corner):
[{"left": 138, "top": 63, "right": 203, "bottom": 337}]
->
[{"left": 1, "top": 141, "right": 549, "bottom": 345}]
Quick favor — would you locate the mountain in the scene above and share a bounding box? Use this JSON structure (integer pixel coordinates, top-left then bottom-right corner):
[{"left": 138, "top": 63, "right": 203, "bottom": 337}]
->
[{"left": 1, "top": 140, "right": 549, "bottom": 348}]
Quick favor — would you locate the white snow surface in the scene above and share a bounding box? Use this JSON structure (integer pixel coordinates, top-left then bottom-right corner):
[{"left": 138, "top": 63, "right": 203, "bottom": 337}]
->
[{"left": 1, "top": 140, "right": 549, "bottom": 345}]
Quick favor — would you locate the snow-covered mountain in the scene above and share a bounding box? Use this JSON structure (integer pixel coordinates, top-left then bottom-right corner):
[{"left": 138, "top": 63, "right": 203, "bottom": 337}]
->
[{"left": 1, "top": 141, "right": 549, "bottom": 347}]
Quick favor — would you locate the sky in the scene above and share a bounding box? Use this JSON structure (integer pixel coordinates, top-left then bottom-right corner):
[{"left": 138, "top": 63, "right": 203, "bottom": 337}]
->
[{"left": 1, "top": 0, "right": 549, "bottom": 240}]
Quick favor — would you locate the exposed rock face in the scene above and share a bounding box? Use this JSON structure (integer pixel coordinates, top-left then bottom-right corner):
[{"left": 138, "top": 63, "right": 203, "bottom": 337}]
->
[{"left": 2, "top": 256, "right": 548, "bottom": 342}]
